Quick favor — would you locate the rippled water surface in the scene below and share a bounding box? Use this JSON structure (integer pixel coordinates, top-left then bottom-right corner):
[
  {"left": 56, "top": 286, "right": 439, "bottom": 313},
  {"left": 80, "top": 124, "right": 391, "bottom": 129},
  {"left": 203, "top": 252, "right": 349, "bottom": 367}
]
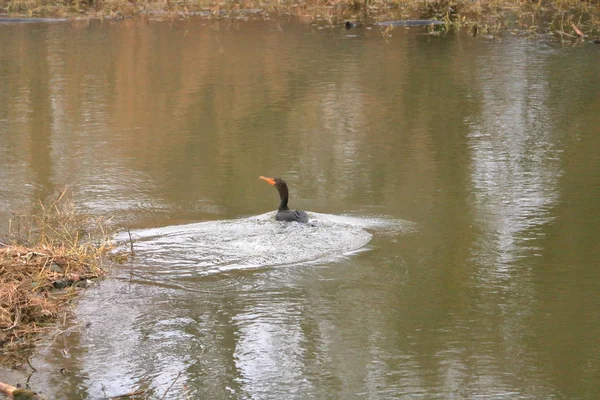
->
[
  {"left": 119, "top": 212, "right": 412, "bottom": 278},
  {"left": 1, "top": 18, "right": 600, "bottom": 399}
]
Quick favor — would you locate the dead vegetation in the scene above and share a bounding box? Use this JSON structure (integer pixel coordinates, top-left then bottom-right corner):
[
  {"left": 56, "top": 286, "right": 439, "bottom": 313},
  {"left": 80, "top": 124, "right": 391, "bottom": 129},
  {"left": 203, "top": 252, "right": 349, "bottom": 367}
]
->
[
  {"left": 0, "top": 189, "right": 114, "bottom": 365},
  {"left": 1, "top": 0, "right": 599, "bottom": 36}
]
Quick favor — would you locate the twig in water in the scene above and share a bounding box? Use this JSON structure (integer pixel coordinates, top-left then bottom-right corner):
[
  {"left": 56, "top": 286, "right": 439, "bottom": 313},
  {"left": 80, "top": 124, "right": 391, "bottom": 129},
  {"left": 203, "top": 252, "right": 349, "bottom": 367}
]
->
[
  {"left": 27, "top": 357, "right": 37, "bottom": 372},
  {"left": 159, "top": 371, "right": 182, "bottom": 400},
  {"left": 127, "top": 229, "right": 134, "bottom": 255},
  {"left": 571, "top": 22, "right": 584, "bottom": 38},
  {"left": 556, "top": 30, "right": 576, "bottom": 38}
]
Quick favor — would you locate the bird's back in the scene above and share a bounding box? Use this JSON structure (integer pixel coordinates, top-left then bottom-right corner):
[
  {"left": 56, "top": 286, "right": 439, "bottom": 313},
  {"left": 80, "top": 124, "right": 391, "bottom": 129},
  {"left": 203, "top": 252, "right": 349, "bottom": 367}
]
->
[{"left": 276, "top": 209, "right": 309, "bottom": 223}]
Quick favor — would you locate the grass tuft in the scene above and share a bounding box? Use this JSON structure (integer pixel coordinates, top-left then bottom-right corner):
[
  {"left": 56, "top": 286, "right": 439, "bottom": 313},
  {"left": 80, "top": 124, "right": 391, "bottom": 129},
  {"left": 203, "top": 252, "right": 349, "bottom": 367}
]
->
[{"left": 0, "top": 189, "right": 114, "bottom": 365}]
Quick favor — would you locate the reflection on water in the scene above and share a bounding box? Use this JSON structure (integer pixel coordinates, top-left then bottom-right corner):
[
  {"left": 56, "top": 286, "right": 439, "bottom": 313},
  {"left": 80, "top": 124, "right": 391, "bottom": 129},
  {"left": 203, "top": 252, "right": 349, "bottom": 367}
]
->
[
  {"left": 469, "top": 44, "right": 562, "bottom": 271},
  {"left": 1, "top": 19, "right": 600, "bottom": 399}
]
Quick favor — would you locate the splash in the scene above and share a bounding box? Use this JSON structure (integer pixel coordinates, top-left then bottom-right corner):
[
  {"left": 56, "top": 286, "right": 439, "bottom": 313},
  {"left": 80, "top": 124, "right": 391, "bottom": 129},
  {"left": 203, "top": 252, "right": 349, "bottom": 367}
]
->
[{"left": 116, "top": 212, "right": 411, "bottom": 277}]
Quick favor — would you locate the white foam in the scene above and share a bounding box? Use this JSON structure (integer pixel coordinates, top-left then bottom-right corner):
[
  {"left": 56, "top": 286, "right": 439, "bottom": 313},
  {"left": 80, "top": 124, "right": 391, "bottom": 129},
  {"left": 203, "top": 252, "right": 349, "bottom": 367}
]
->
[{"left": 116, "top": 212, "right": 411, "bottom": 276}]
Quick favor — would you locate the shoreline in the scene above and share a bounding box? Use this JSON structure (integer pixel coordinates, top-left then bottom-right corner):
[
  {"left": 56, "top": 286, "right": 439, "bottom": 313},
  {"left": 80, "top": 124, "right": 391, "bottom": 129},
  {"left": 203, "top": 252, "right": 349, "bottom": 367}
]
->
[
  {"left": 0, "top": 191, "right": 116, "bottom": 368},
  {"left": 1, "top": 1, "right": 599, "bottom": 36}
]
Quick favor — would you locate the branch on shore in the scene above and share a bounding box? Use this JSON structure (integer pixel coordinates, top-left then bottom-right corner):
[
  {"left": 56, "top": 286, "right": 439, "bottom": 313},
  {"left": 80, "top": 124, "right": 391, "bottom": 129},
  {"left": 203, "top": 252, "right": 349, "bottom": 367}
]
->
[{"left": 0, "top": 381, "right": 41, "bottom": 399}]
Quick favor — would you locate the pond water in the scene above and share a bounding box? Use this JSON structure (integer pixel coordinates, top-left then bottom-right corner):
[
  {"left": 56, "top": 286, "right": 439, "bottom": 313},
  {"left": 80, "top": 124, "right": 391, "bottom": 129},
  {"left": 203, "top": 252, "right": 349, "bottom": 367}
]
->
[{"left": 1, "top": 18, "right": 600, "bottom": 399}]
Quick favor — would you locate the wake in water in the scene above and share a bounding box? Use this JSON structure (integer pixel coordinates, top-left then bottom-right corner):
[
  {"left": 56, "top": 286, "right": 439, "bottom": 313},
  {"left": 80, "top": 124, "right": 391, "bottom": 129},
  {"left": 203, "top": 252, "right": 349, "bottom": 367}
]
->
[{"left": 116, "top": 212, "right": 412, "bottom": 276}]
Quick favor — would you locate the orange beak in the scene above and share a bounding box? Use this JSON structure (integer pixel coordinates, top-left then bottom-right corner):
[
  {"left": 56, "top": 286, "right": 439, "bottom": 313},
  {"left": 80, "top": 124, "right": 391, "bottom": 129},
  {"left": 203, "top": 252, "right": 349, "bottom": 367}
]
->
[{"left": 259, "top": 176, "right": 276, "bottom": 186}]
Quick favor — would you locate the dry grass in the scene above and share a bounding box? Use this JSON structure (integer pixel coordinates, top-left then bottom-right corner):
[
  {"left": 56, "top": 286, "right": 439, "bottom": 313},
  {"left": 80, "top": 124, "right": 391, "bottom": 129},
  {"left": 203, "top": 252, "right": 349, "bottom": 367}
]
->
[
  {"left": 0, "top": 0, "right": 598, "bottom": 34},
  {"left": 0, "top": 189, "right": 114, "bottom": 365},
  {"left": 0, "top": 0, "right": 598, "bottom": 20}
]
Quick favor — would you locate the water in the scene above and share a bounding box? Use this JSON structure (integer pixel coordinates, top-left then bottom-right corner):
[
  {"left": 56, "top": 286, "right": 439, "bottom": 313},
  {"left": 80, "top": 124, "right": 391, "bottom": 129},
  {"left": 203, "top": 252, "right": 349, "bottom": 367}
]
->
[
  {"left": 118, "top": 212, "right": 412, "bottom": 278},
  {"left": 1, "top": 18, "right": 600, "bottom": 399}
]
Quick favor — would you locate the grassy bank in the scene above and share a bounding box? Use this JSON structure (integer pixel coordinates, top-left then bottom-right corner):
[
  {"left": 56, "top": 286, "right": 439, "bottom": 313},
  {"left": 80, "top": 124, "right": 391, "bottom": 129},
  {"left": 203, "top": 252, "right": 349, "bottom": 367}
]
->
[
  {"left": 1, "top": 0, "right": 599, "bottom": 35},
  {"left": 0, "top": 190, "right": 114, "bottom": 366}
]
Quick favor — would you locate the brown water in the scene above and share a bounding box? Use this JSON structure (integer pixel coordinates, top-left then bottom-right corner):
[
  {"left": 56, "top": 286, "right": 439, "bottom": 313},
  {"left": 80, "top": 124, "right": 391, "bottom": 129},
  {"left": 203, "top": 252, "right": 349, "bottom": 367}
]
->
[{"left": 1, "top": 18, "right": 600, "bottom": 399}]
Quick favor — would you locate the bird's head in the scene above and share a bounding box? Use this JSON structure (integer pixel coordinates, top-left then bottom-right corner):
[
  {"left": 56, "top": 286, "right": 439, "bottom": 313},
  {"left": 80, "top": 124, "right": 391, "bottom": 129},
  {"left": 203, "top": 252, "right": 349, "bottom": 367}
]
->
[{"left": 259, "top": 176, "right": 287, "bottom": 189}]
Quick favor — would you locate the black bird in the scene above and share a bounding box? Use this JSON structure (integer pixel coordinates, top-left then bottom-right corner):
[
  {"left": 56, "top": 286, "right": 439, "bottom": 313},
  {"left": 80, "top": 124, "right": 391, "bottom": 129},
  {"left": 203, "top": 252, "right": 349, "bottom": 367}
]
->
[{"left": 260, "top": 176, "right": 309, "bottom": 223}]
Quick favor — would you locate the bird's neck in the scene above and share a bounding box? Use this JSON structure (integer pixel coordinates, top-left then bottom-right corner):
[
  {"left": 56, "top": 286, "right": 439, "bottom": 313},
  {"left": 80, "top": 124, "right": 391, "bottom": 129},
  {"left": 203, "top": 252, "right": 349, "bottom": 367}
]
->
[{"left": 277, "top": 185, "right": 289, "bottom": 211}]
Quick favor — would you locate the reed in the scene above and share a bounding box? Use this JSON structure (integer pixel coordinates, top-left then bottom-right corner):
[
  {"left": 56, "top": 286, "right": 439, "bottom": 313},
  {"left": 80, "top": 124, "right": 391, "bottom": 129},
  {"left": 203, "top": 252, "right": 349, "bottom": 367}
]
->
[{"left": 0, "top": 189, "right": 114, "bottom": 365}]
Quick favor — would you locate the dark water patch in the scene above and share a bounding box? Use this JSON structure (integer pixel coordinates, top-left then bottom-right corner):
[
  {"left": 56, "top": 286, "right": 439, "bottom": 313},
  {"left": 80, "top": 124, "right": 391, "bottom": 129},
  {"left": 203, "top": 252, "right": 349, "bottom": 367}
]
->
[
  {"left": 0, "top": 17, "right": 67, "bottom": 24},
  {"left": 376, "top": 20, "right": 445, "bottom": 27}
]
